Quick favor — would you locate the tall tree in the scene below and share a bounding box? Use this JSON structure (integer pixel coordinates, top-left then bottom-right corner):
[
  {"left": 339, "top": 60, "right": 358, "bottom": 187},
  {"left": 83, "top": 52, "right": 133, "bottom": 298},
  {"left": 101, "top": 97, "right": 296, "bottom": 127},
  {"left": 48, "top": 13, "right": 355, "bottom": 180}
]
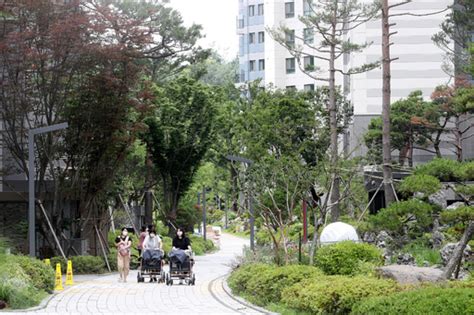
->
[
  {"left": 432, "top": 0, "right": 474, "bottom": 80},
  {"left": 142, "top": 76, "right": 218, "bottom": 234},
  {"left": 268, "top": 0, "right": 379, "bottom": 221}
]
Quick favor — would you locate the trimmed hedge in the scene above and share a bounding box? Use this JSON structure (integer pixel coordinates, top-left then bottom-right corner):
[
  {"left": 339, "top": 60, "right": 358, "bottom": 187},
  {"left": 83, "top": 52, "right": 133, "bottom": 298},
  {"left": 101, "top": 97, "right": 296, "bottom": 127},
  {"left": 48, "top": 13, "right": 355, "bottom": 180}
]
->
[
  {"left": 282, "top": 275, "right": 399, "bottom": 314},
  {"left": 50, "top": 255, "right": 107, "bottom": 274},
  {"left": 245, "top": 265, "right": 323, "bottom": 306},
  {"left": 228, "top": 263, "right": 272, "bottom": 295},
  {"left": 315, "top": 241, "right": 383, "bottom": 275},
  {"left": 351, "top": 287, "right": 474, "bottom": 315}
]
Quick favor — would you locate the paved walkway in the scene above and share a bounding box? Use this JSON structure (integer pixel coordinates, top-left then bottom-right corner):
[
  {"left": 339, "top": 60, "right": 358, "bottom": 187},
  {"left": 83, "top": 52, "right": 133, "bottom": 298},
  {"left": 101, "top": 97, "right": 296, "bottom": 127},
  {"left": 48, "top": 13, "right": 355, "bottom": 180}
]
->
[{"left": 19, "top": 234, "right": 266, "bottom": 315}]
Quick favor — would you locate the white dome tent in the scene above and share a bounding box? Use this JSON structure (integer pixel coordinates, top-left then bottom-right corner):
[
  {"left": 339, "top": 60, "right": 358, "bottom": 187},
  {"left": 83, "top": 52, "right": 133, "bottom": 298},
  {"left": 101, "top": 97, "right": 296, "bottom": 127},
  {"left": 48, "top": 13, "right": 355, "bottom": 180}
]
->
[{"left": 320, "top": 222, "right": 359, "bottom": 245}]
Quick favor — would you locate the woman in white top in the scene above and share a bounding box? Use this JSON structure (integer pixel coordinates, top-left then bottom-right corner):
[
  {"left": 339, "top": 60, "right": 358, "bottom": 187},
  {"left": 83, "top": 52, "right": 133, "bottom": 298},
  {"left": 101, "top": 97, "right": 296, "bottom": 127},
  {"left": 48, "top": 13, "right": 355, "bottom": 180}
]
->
[{"left": 143, "top": 230, "right": 162, "bottom": 252}]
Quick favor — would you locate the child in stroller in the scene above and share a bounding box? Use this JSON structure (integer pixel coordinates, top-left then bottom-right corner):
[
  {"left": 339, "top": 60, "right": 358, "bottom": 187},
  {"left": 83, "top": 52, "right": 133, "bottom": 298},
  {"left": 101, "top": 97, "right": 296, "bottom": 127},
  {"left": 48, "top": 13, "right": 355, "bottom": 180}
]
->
[{"left": 137, "top": 230, "right": 165, "bottom": 283}]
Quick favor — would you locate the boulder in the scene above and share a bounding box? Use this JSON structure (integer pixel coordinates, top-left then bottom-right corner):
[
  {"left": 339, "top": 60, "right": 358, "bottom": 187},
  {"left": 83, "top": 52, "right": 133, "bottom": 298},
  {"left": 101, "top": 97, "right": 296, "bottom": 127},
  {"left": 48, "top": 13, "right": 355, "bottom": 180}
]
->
[{"left": 377, "top": 265, "right": 445, "bottom": 285}]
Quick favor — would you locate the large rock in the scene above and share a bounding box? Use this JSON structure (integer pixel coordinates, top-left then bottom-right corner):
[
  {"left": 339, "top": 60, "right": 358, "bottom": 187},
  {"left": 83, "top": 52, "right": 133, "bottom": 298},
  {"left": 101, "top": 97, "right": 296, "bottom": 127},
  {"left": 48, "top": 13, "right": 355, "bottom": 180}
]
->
[
  {"left": 446, "top": 202, "right": 465, "bottom": 210},
  {"left": 377, "top": 265, "right": 445, "bottom": 285},
  {"left": 440, "top": 243, "right": 472, "bottom": 266}
]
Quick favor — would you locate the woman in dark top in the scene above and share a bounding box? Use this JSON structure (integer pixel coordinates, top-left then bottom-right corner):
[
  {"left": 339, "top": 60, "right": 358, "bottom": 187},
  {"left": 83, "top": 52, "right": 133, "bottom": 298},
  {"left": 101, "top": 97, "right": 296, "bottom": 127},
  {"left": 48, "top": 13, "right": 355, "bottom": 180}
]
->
[{"left": 172, "top": 228, "right": 191, "bottom": 252}]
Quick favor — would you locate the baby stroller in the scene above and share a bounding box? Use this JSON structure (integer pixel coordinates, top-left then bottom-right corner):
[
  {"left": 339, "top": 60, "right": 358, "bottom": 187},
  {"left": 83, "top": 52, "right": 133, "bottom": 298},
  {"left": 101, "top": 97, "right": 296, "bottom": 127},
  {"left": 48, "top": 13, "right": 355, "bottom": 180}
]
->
[
  {"left": 137, "top": 249, "right": 165, "bottom": 283},
  {"left": 166, "top": 249, "right": 195, "bottom": 286}
]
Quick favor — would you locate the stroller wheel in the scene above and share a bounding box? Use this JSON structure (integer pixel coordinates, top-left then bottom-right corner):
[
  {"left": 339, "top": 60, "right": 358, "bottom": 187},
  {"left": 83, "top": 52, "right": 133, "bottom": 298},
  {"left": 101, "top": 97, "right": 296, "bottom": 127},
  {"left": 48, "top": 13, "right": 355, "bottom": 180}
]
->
[
  {"left": 192, "top": 274, "right": 196, "bottom": 285},
  {"left": 165, "top": 273, "right": 170, "bottom": 286}
]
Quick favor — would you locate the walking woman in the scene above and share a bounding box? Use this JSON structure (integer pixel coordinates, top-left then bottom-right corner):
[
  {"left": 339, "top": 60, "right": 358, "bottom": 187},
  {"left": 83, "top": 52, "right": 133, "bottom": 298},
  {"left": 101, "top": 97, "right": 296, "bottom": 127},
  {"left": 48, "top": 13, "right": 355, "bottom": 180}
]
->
[{"left": 115, "top": 227, "right": 132, "bottom": 282}]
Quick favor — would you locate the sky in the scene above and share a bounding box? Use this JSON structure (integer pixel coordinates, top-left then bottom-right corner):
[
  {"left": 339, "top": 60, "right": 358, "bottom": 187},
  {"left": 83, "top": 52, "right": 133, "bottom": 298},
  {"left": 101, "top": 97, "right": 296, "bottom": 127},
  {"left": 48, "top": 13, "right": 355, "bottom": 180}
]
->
[{"left": 168, "top": 0, "right": 238, "bottom": 61}]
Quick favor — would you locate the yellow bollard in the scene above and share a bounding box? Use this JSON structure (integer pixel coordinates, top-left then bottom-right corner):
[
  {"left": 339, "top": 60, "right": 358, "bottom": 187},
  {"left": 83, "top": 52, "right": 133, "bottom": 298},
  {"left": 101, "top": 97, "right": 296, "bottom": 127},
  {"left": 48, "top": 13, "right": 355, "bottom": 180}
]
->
[
  {"left": 54, "top": 263, "right": 64, "bottom": 291},
  {"left": 44, "top": 258, "right": 51, "bottom": 267},
  {"left": 65, "top": 260, "right": 74, "bottom": 285}
]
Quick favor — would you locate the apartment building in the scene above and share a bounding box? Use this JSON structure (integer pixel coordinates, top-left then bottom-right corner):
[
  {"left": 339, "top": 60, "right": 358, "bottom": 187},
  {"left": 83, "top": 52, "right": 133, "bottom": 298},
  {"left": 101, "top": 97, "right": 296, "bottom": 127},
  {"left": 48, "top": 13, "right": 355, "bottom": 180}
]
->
[{"left": 237, "top": 0, "right": 473, "bottom": 162}]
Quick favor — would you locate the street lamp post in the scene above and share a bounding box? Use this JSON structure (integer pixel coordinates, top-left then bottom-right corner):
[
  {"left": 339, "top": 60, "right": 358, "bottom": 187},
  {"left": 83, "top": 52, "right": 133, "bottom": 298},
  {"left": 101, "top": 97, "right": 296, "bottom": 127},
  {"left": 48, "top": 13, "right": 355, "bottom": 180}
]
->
[
  {"left": 225, "top": 155, "right": 254, "bottom": 251},
  {"left": 28, "top": 122, "right": 68, "bottom": 257}
]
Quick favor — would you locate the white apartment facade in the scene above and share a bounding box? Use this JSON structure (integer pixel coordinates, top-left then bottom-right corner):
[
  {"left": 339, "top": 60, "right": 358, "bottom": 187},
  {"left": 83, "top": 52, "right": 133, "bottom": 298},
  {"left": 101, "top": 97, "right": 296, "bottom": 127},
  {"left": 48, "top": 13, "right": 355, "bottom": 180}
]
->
[{"left": 237, "top": 0, "right": 472, "bottom": 162}]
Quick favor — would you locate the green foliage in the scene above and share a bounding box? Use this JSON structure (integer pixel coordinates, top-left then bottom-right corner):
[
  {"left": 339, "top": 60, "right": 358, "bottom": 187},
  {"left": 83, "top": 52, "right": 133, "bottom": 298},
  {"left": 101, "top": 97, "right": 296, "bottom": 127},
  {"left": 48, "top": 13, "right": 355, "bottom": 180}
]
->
[
  {"left": 282, "top": 275, "right": 399, "bottom": 314},
  {"left": 369, "top": 200, "right": 434, "bottom": 239},
  {"left": 188, "top": 235, "right": 215, "bottom": 256},
  {"left": 0, "top": 259, "right": 48, "bottom": 309},
  {"left": 208, "top": 209, "right": 224, "bottom": 225},
  {"left": 142, "top": 76, "right": 218, "bottom": 230},
  {"left": 399, "top": 174, "right": 441, "bottom": 197},
  {"left": 315, "top": 241, "right": 383, "bottom": 276},
  {"left": 352, "top": 287, "right": 474, "bottom": 315},
  {"left": 414, "top": 158, "right": 461, "bottom": 181},
  {"left": 10, "top": 256, "right": 55, "bottom": 292},
  {"left": 227, "top": 263, "right": 273, "bottom": 294},
  {"left": 441, "top": 206, "right": 474, "bottom": 224},
  {"left": 50, "top": 256, "right": 107, "bottom": 274},
  {"left": 244, "top": 265, "right": 323, "bottom": 306},
  {"left": 399, "top": 241, "right": 442, "bottom": 267}
]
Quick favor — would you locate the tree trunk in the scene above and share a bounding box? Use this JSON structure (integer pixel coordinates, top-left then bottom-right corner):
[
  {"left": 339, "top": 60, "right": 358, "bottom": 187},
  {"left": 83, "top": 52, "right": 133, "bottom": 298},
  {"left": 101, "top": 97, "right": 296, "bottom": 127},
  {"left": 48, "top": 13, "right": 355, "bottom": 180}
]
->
[
  {"left": 442, "top": 220, "right": 474, "bottom": 279},
  {"left": 329, "top": 7, "right": 340, "bottom": 222},
  {"left": 381, "top": 0, "right": 396, "bottom": 206},
  {"left": 408, "top": 137, "right": 414, "bottom": 167},
  {"left": 144, "top": 153, "right": 154, "bottom": 225},
  {"left": 454, "top": 115, "right": 463, "bottom": 161}
]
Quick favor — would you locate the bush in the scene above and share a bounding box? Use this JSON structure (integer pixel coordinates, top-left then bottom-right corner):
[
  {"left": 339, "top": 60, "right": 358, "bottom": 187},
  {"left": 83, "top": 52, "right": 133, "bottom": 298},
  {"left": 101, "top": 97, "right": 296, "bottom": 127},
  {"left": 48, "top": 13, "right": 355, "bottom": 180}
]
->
[
  {"left": 315, "top": 241, "right": 383, "bottom": 276},
  {"left": 10, "top": 256, "right": 55, "bottom": 292},
  {"left": 0, "top": 261, "right": 46, "bottom": 309},
  {"left": 189, "top": 235, "right": 215, "bottom": 255},
  {"left": 50, "top": 255, "right": 106, "bottom": 274},
  {"left": 414, "top": 158, "right": 460, "bottom": 181},
  {"left": 282, "top": 276, "right": 399, "bottom": 314},
  {"left": 352, "top": 287, "right": 474, "bottom": 315},
  {"left": 208, "top": 209, "right": 224, "bottom": 225},
  {"left": 369, "top": 199, "right": 434, "bottom": 239},
  {"left": 399, "top": 241, "right": 442, "bottom": 266},
  {"left": 228, "top": 263, "right": 273, "bottom": 295},
  {"left": 245, "top": 265, "right": 323, "bottom": 306},
  {"left": 399, "top": 174, "right": 441, "bottom": 197}
]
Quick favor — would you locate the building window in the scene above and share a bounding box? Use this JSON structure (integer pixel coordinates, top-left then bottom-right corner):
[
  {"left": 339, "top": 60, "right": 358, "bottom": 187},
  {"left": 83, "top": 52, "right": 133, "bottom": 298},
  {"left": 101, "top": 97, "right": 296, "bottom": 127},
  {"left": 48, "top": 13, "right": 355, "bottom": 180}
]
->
[
  {"left": 286, "top": 85, "right": 297, "bottom": 91},
  {"left": 258, "top": 3, "right": 264, "bottom": 15},
  {"left": 285, "top": 30, "right": 295, "bottom": 47},
  {"left": 258, "top": 31, "right": 265, "bottom": 43},
  {"left": 238, "top": 18, "right": 244, "bottom": 29},
  {"left": 249, "top": 60, "right": 256, "bottom": 72},
  {"left": 303, "top": 56, "right": 315, "bottom": 70},
  {"left": 304, "top": 84, "right": 315, "bottom": 91},
  {"left": 258, "top": 59, "right": 265, "bottom": 71},
  {"left": 303, "top": 0, "right": 313, "bottom": 16},
  {"left": 286, "top": 58, "right": 295, "bottom": 74},
  {"left": 285, "top": 2, "right": 295, "bottom": 18},
  {"left": 304, "top": 28, "right": 314, "bottom": 44},
  {"left": 249, "top": 32, "right": 255, "bottom": 44},
  {"left": 248, "top": 5, "right": 255, "bottom": 17}
]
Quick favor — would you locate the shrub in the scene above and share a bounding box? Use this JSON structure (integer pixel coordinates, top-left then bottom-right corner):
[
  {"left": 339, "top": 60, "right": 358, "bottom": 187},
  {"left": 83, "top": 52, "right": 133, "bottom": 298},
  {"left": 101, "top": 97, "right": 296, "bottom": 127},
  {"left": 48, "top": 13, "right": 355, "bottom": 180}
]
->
[
  {"left": 228, "top": 263, "right": 273, "bottom": 294},
  {"left": 282, "top": 276, "right": 399, "bottom": 314},
  {"left": 0, "top": 261, "right": 46, "bottom": 309},
  {"left": 399, "top": 174, "right": 441, "bottom": 197},
  {"left": 352, "top": 287, "right": 474, "bottom": 315},
  {"left": 315, "top": 241, "right": 383, "bottom": 276},
  {"left": 10, "top": 255, "right": 55, "bottom": 292},
  {"left": 189, "top": 235, "right": 215, "bottom": 255},
  {"left": 455, "top": 161, "right": 474, "bottom": 181},
  {"left": 50, "top": 255, "right": 106, "bottom": 274},
  {"left": 369, "top": 199, "right": 434, "bottom": 240},
  {"left": 245, "top": 265, "right": 323, "bottom": 306},
  {"left": 208, "top": 209, "right": 225, "bottom": 225},
  {"left": 414, "top": 158, "right": 460, "bottom": 182}
]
